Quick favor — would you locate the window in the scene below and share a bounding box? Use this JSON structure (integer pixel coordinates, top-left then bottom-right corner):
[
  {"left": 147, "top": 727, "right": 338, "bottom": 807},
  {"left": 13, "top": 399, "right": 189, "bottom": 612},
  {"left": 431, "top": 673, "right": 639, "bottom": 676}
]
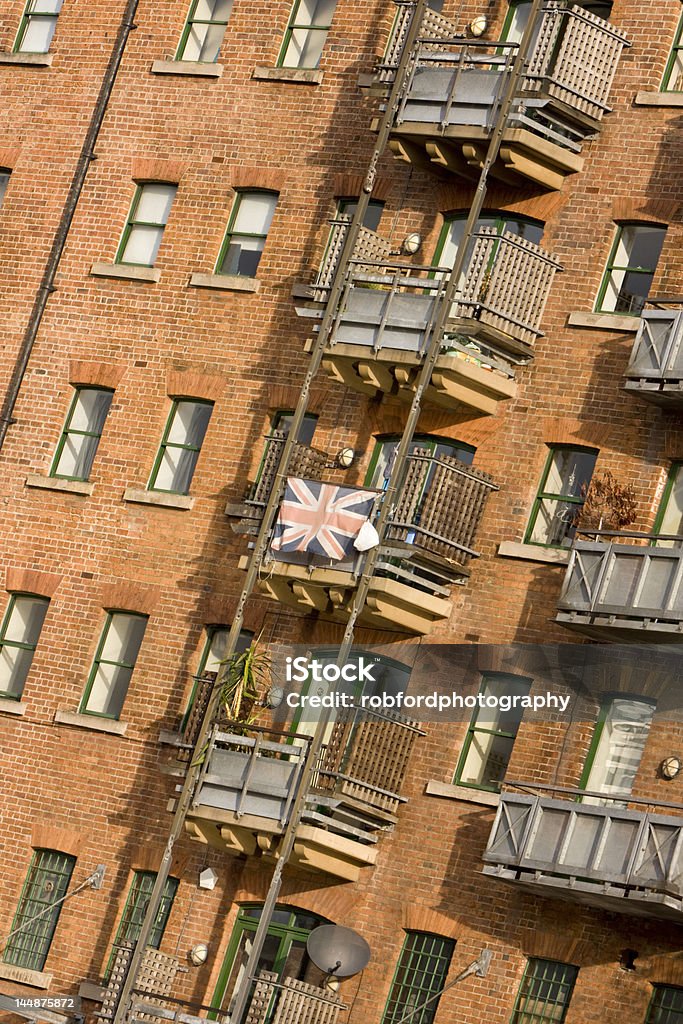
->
[
  {"left": 177, "top": 0, "right": 233, "bottom": 62},
  {"left": 525, "top": 445, "right": 598, "bottom": 548},
  {"left": 501, "top": 1, "right": 612, "bottom": 44},
  {"left": 278, "top": 0, "right": 337, "bottom": 69},
  {"left": 454, "top": 674, "right": 532, "bottom": 792},
  {"left": 646, "top": 986, "right": 683, "bottom": 1024},
  {"left": 335, "top": 198, "right": 384, "bottom": 232},
  {"left": 662, "top": 13, "right": 683, "bottom": 92},
  {"left": 212, "top": 905, "right": 329, "bottom": 1021},
  {"left": 252, "top": 410, "right": 318, "bottom": 493},
  {"left": 14, "top": 0, "right": 63, "bottom": 54},
  {"left": 580, "top": 696, "right": 655, "bottom": 805},
  {"left": 50, "top": 387, "right": 114, "bottom": 482},
  {"left": 381, "top": 932, "right": 455, "bottom": 1024},
  {"left": 80, "top": 612, "right": 148, "bottom": 719},
  {"left": 435, "top": 212, "right": 543, "bottom": 270},
  {"left": 0, "top": 595, "right": 49, "bottom": 700},
  {"left": 148, "top": 399, "right": 213, "bottom": 495},
  {"left": 3, "top": 850, "right": 75, "bottom": 971},
  {"left": 0, "top": 171, "right": 10, "bottom": 208},
  {"left": 216, "top": 191, "right": 278, "bottom": 277},
  {"left": 182, "top": 625, "right": 254, "bottom": 727},
  {"left": 596, "top": 223, "right": 667, "bottom": 316},
  {"left": 510, "top": 959, "right": 578, "bottom": 1024},
  {"left": 108, "top": 872, "right": 178, "bottom": 971},
  {"left": 653, "top": 463, "right": 683, "bottom": 546},
  {"left": 366, "top": 435, "right": 475, "bottom": 490},
  {"left": 116, "top": 183, "right": 177, "bottom": 267}
]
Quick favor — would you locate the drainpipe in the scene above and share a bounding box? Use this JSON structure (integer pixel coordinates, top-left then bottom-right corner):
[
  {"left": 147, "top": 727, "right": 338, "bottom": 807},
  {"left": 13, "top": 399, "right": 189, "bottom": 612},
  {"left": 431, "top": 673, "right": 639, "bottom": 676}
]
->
[{"left": 0, "top": 0, "right": 140, "bottom": 453}]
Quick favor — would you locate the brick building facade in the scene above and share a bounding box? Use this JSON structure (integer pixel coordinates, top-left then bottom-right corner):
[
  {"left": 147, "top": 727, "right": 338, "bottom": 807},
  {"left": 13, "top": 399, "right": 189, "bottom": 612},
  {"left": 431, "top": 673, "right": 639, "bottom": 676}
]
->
[{"left": 1, "top": 0, "right": 683, "bottom": 1022}]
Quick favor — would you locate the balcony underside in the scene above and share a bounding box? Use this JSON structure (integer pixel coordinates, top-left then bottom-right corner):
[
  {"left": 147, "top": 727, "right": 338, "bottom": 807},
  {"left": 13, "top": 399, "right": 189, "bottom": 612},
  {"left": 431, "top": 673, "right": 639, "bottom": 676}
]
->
[
  {"left": 238, "top": 555, "right": 453, "bottom": 635},
  {"left": 556, "top": 609, "right": 683, "bottom": 643},
  {"left": 482, "top": 864, "right": 683, "bottom": 922},
  {"left": 389, "top": 123, "right": 582, "bottom": 191},
  {"left": 624, "top": 378, "right": 683, "bottom": 409},
  {"left": 321, "top": 344, "right": 517, "bottom": 415},
  {"left": 185, "top": 805, "right": 378, "bottom": 882}
]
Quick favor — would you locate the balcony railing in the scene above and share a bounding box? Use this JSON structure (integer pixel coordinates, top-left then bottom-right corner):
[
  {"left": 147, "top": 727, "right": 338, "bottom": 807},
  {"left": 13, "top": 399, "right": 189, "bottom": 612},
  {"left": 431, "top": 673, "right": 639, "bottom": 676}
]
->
[
  {"left": 556, "top": 531, "right": 683, "bottom": 641},
  {"left": 483, "top": 784, "right": 683, "bottom": 921},
  {"left": 624, "top": 305, "right": 683, "bottom": 406}
]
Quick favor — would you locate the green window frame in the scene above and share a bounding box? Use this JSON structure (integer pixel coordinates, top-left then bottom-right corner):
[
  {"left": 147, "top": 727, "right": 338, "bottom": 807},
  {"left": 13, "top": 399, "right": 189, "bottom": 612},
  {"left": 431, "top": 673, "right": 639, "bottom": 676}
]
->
[
  {"left": 454, "top": 673, "right": 532, "bottom": 793},
  {"left": 181, "top": 625, "right": 254, "bottom": 729},
  {"left": 3, "top": 849, "right": 75, "bottom": 971},
  {"left": 14, "top": 0, "right": 63, "bottom": 55},
  {"left": 510, "top": 959, "right": 578, "bottom": 1024},
  {"left": 277, "top": 0, "right": 337, "bottom": 69},
  {"left": 662, "top": 12, "right": 683, "bottom": 92},
  {"left": 212, "top": 904, "right": 330, "bottom": 1019},
  {"left": 216, "top": 190, "right": 279, "bottom": 278},
  {"left": 80, "top": 611, "right": 148, "bottom": 719},
  {"left": 380, "top": 931, "right": 455, "bottom": 1024},
  {"left": 365, "top": 434, "right": 475, "bottom": 491},
  {"left": 578, "top": 695, "right": 655, "bottom": 804},
  {"left": 251, "top": 410, "right": 318, "bottom": 494},
  {"left": 501, "top": 1, "right": 612, "bottom": 44},
  {"left": 434, "top": 211, "right": 544, "bottom": 270},
  {"left": 524, "top": 445, "right": 598, "bottom": 549},
  {"left": 646, "top": 985, "right": 683, "bottom": 1024},
  {"left": 595, "top": 222, "right": 667, "bottom": 316},
  {"left": 0, "top": 593, "right": 50, "bottom": 701},
  {"left": 652, "top": 461, "right": 683, "bottom": 545},
  {"left": 49, "top": 386, "right": 114, "bottom": 482},
  {"left": 107, "top": 871, "right": 178, "bottom": 975},
  {"left": 115, "top": 182, "right": 177, "bottom": 267},
  {"left": 148, "top": 399, "right": 214, "bottom": 495},
  {"left": 176, "top": 0, "right": 233, "bottom": 62}
]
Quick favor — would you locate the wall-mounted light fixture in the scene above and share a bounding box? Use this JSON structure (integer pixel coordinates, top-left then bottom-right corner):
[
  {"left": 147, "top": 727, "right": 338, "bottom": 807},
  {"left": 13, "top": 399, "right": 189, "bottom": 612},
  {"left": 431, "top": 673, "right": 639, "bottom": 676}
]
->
[
  {"left": 336, "top": 447, "right": 356, "bottom": 469},
  {"left": 402, "top": 232, "right": 422, "bottom": 255},
  {"left": 659, "top": 756, "right": 682, "bottom": 780},
  {"left": 469, "top": 15, "right": 488, "bottom": 36},
  {"left": 198, "top": 867, "right": 218, "bottom": 891},
  {"left": 189, "top": 943, "right": 209, "bottom": 966}
]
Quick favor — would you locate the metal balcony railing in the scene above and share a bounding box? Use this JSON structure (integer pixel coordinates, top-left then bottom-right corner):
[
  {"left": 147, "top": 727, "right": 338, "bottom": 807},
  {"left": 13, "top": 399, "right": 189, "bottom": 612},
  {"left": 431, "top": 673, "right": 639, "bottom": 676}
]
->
[
  {"left": 483, "top": 783, "right": 683, "bottom": 920},
  {"left": 624, "top": 304, "right": 683, "bottom": 404},
  {"left": 556, "top": 531, "right": 683, "bottom": 638}
]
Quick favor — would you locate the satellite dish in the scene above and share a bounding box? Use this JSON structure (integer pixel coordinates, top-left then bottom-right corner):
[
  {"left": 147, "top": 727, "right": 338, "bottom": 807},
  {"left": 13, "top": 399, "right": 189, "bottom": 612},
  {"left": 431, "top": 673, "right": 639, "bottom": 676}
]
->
[{"left": 307, "top": 925, "right": 371, "bottom": 978}]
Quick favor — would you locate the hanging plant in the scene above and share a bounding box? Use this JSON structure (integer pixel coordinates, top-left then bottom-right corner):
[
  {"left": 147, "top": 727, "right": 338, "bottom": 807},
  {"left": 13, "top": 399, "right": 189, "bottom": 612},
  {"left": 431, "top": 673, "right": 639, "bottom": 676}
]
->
[
  {"left": 219, "top": 638, "right": 271, "bottom": 728},
  {"left": 576, "top": 470, "right": 638, "bottom": 533}
]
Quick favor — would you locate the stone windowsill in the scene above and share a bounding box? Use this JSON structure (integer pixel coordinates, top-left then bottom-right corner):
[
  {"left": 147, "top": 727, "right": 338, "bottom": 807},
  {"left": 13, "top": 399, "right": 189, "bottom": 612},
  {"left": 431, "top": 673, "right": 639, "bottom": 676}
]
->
[
  {"left": 425, "top": 780, "right": 500, "bottom": 808},
  {"left": 497, "top": 541, "right": 570, "bottom": 566},
  {"left": 634, "top": 91, "right": 683, "bottom": 108},
  {"left": 567, "top": 311, "right": 640, "bottom": 332},
  {"left": 0, "top": 51, "right": 53, "bottom": 67},
  {"left": 79, "top": 980, "right": 106, "bottom": 1003},
  {"left": 54, "top": 709, "right": 128, "bottom": 736},
  {"left": 25, "top": 473, "right": 94, "bottom": 496},
  {"left": 123, "top": 487, "right": 194, "bottom": 510},
  {"left": 0, "top": 697, "right": 27, "bottom": 716},
  {"left": 90, "top": 262, "right": 160, "bottom": 283},
  {"left": 252, "top": 65, "right": 323, "bottom": 85},
  {"left": 0, "top": 962, "right": 53, "bottom": 988},
  {"left": 151, "top": 58, "right": 223, "bottom": 78},
  {"left": 189, "top": 272, "right": 260, "bottom": 293}
]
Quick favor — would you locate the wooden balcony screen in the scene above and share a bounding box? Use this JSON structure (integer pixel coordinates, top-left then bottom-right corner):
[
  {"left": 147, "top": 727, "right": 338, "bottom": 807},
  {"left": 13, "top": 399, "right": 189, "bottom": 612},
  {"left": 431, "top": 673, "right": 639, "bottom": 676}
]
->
[{"left": 248, "top": 431, "right": 329, "bottom": 507}]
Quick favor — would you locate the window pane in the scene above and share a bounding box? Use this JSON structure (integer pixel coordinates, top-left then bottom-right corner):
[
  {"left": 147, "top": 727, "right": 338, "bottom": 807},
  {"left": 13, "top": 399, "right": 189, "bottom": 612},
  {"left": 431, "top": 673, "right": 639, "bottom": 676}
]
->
[
  {"left": 69, "top": 389, "right": 113, "bottom": 434},
  {"left": 30, "top": 0, "right": 63, "bottom": 12},
  {"left": 511, "top": 959, "right": 577, "bottom": 1024},
  {"left": 0, "top": 172, "right": 10, "bottom": 208},
  {"left": 120, "top": 225, "right": 164, "bottom": 266},
  {"left": 620, "top": 225, "right": 666, "bottom": 271},
  {"left": 0, "top": 646, "right": 33, "bottom": 698},
  {"left": 221, "top": 238, "right": 264, "bottom": 276},
  {"left": 3, "top": 850, "right": 75, "bottom": 972},
  {"left": 583, "top": 698, "right": 655, "bottom": 803},
  {"left": 4, "top": 597, "right": 49, "bottom": 645},
  {"left": 55, "top": 434, "right": 96, "bottom": 479},
  {"left": 647, "top": 986, "right": 683, "bottom": 1023},
  {"left": 381, "top": 933, "right": 455, "bottom": 1024},
  {"left": 20, "top": 16, "right": 57, "bottom": 52},
  {"left": 283, "top": 26, "right": 328, "bottom": 67},
  {"left": 101, "top": 613, "right": 147, "bottom": 665},
  {"left": 528, "top": 498, "right": 580, "bottom": 547},
  {"left": 86, "top": 662, "right": 133, "bottom": 717},
  {"left": 155, "top": 446, "right": 199, "bottom": 493},
  {"left": 233, "top": 194, "right": 278, "bottom": 236},
  {"left": 195, "top": 0, "right": 233, "bottom": 18},
  {"left": 338, "top": 199, "right": 384, "bottom": 232},
  {"left": 273, "top": 412, "right": 317, "bottom": 446},
  {"left": 544, "top": 449, "right": 596, "bottom": 499},
  {"left": 296, "top": 0, "right": 336, "bottom": 24},
  {"left": 657, "top": 465, "right": 683, "bottom": 542},
  {"left": 167, "top": 401, "right": 213, "bottom": 446},
  {"left": 186, "top": 21, "right": 225, "bottom": 61},
  {"left": 136, "top": 184, "right": 177, "bottom": 225}
]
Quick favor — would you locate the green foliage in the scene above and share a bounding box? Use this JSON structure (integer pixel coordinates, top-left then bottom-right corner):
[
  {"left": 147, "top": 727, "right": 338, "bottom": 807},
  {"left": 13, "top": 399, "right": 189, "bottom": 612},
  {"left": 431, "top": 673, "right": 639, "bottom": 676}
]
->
[{"left": 219, "top": 638, "right": 271, "bottom": 726}]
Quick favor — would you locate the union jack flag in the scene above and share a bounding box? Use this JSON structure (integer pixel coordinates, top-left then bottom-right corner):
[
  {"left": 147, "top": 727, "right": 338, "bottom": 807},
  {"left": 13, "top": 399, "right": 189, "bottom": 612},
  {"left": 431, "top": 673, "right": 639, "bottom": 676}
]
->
[{"left": 271, "top": 478, "right": 377, "bottom": 561}]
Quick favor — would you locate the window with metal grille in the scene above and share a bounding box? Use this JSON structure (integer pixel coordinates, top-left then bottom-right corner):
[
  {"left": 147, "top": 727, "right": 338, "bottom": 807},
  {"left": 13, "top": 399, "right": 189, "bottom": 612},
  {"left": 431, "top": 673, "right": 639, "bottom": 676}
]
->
[
  {"left": 510, "top": 958, "right": 578, "bottom": 1024},
  {"left": 110, "top": 872, "right": 178, "bottom": 958},
  {"left": 3, "top": 850, "right": 75, "bottom": 971},
  {"left": 381, "top": 932, "right": 455, "bottom": 1024},
  {"left": 14, "top": 0, "right": 63, "bottom": 54},
  {"left": 646, "top": 985, "right": 683, "bottom": 1024}
]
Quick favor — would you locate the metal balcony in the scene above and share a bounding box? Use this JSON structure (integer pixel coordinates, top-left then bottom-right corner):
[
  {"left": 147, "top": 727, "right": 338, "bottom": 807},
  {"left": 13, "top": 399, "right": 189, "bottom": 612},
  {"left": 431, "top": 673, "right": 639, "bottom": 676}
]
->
[
  {"left": 185, "top": 716, "right": 421, "bottom": 881},
  {"left": 296, "top": 220, "right": 560, "bottom": 416},
  {"left": 232, "top": 448, "right": 497, "bottom": 635},
  {"left": 556, "top": 532, "right": 683, "bottom": 641},
  {"left": 624, "top": 306, "right": 683, "bottom": 407},
  {"left": 383, "top": 3, "right": 628, "bottom": 191},
  {"left": 483, "top": 785, "right": 683, "bottom": 921}
]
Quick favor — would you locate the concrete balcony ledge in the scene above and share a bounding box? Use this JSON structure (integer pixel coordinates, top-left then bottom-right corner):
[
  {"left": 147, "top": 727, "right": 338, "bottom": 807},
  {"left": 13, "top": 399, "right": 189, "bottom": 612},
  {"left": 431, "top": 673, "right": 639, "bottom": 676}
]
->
[
  {"left": 54, "top": 709, "right": 128, "bottom": 736},
  {"left": 0, "top": 962, "right": 52, "bottom": 988},
  {"left": 0, "top": 697, "right": 27, "bottom": 716},
  {"left": 567, "top": 311, "right": 639, "bottom": 332},
  {"left": 497, "top": 541, "right": 570, "bottom": 565},
  {"left": 123, "top": 487, "right": 194, "bottom": 510},
  {"left": 426, "top": 779, "right": 499, "bottom": 808},
  {"left": 25, "top": 473, "right": 94, "bottom": 496},
  {"left": 90, "top": 262, "right": 160, "bottom": 283},
  {"left": 252, "top": 65, "right": 323, "bottom": 85},
  {"left": 634, "top": 91, "right": 683, "bottom": 107},
  {"left": 0, "top": 51, "right": 52, "bottom": 66},
  {"left": 151, "top": 58, "right": 223, "bottom": 77},
  {"left": 189, "top": 272, "right": 260, "bottom": 293}
]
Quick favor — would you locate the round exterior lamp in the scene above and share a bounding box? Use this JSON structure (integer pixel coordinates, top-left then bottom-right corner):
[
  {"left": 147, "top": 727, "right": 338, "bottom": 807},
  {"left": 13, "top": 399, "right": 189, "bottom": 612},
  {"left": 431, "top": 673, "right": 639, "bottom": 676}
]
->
[
  {"left": 402, "top": 233, "right": 422, "bottom": 256},
  {"left": 469, "top": 15, "right": 488, "bottom": 36},
  {"left": 306, "top": 925, "right": 371, "bottom": 978},
  {"left": 190, "top": 943, "right": 209, "bottom": 966},
  {"left": 660, "top": 756, "right": 682, "bottom": 780}
]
